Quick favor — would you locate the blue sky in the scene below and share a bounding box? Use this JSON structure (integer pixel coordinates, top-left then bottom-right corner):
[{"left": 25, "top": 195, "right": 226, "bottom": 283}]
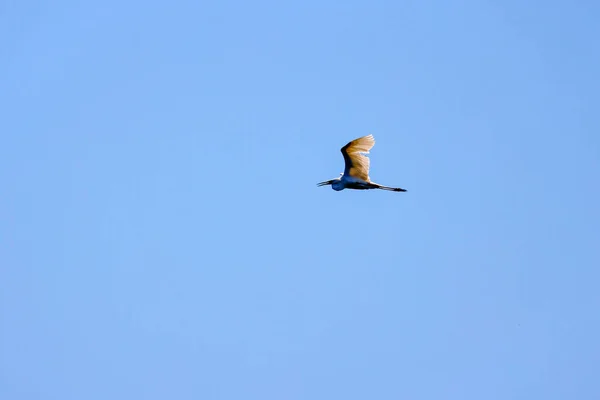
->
[{"left": 1, "top": 0, "right": 599, "bottom": 399}]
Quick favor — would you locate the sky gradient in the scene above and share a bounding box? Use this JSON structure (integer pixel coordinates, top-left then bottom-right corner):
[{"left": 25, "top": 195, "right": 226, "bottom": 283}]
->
[{"left": 2, "top": 1, "right": 599, "bottom": 399}]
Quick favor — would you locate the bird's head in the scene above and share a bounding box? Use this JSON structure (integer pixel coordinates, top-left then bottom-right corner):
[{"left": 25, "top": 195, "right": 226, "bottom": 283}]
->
[
  {"left": 317, "top": 179, "right": 334, "bottom": 187},
  {"left": 316, "top": 176, "right": 341, "bottom": 188}
]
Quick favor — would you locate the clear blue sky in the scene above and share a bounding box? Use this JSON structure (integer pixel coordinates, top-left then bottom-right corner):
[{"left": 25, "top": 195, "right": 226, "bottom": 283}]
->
[{"left": 2, "top": 1, "right": 599, "bottom": 399}]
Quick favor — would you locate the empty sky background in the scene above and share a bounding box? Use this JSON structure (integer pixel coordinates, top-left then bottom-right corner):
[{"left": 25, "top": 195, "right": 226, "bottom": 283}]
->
[{"left": 2, "top": 0, "right": 599, "bottom": 399}]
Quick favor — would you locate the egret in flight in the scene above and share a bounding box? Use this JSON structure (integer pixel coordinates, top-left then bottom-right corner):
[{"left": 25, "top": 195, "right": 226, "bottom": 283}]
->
[{"left": 317, "top": 134, "right": 407, "bottom": 192}]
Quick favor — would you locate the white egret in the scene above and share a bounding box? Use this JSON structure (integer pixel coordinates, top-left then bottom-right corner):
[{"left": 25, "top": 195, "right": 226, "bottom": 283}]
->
[{"left": 317, "top": 134, "right": 407, "bottom": 192}]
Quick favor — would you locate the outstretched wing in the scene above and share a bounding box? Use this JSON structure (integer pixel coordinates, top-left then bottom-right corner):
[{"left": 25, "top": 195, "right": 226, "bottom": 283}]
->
[{"left": 340, "top": 134, "right": 375, "bottom": 181}]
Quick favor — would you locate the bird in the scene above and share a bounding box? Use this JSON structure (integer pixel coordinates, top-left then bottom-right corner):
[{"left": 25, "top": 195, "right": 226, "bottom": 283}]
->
[{"left": 317, "top": 134, "right": 407, "bottom": 192}]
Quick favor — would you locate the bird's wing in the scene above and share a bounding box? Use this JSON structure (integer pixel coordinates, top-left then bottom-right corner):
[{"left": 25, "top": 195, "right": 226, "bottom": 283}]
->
[{"left": 340, "top": 134, "right": 375, "bottom": 181}]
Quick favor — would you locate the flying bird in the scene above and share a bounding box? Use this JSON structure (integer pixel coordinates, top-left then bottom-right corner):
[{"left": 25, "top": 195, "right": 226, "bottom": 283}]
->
[{"left": 317, "top": 134, "right": 407, "bottom": 192}]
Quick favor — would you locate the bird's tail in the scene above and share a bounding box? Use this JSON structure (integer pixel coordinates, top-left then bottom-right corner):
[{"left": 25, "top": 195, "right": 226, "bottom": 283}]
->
[{"left": 376, "top": 184, "right": 407, "bottom": 192}]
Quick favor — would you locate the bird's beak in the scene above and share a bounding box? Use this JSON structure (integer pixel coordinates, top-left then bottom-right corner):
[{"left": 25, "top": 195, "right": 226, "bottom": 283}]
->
[{"left": 317, "top": 180, "right": 334, "bottom": 187}]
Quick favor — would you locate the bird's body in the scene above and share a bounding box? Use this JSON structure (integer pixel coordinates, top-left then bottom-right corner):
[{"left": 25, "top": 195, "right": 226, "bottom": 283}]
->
[{"left": 317, "top": 134, "right": 406, "bottom": 192}]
